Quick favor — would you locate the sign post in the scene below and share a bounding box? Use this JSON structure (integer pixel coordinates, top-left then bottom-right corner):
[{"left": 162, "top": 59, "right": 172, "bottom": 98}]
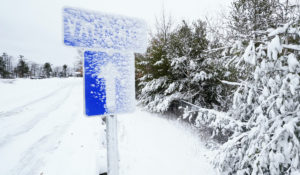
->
[
  {"left": 63, "top": 7, "right": 147, "bottom": 175},
  {"left": 106, "top": 115, "right": 119, "bottom": 175}
]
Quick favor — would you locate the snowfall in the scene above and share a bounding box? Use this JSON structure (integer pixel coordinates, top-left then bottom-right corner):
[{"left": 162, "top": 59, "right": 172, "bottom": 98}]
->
[{"left": 0, "top": 78, "right": 216, "bottom": 175}]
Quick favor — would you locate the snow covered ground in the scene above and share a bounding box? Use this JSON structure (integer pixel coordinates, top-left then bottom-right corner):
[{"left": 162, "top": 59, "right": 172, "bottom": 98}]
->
[
  {"left": 0, "top": 78, "right": 106, "bottom": 175},
  {"left": 118, "top": 111, "right": 217, "bottom": 175},
  {"left": 0, "top": 78, "right": 216, "bottom": 175}
]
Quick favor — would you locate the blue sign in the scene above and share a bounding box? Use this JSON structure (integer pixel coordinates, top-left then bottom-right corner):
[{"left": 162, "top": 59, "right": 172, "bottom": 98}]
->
[
  {"left": 63, "top": 7, "right": 147, "bottom": 52},
  {"left": 63, "top": 7, "right": 147, "bottom": 116},
  {"left": 84, "top": 51, "right": 135, "bottom": 116}
]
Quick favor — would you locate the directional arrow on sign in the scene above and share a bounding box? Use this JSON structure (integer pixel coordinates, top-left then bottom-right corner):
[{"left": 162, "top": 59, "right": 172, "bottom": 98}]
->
[
  {"left": 83, "top": 51, "right": 135, "bottom": 116},
  {"left": 98, "top": 62, "right": 120, "bottom": 113}
]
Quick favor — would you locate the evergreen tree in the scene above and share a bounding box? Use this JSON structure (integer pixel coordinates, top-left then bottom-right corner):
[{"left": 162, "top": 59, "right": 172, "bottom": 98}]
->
[
  {"left": 214, "top": 18, "right": 300, "bottom": 175},
  {"left": 137, "top": 19, "right": 224, "bottom": 112},
  {"left": 16, "top": 56, "right": 29, "bottom": 78},
  {"left": 228, "top": 0, "right": 280, "bottom": 40},
  {"left": 136, "top": 11, "right": 173, "bottom": 112},
  {"left": 0, "top": 55, "right": 7, "bottom": 78},
  {"left": 137, "top": 31, "right": 171, "bottom": 112},
  {"left": 167, "top": 20, "right": 210, "bottom": 105},
  {"left": 63, "top": 64, "right": 67, "bottom": 77},
  {"left": 0, "top": 53, "right": 13, "bottom": 78},
  {"left": 135, "top": 53, "right": 146, "bottom": 98},
  {"left": 43, "top": 62, "right": 52, "bottom": 78}
]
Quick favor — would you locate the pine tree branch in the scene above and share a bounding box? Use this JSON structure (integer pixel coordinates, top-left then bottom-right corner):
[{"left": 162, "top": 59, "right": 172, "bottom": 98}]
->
[
  {"left": 219, "top": 80, "right": 242, "bottom": 86},
  {"left": 282, "top": 44, "right": 300, "bottom": 51}
]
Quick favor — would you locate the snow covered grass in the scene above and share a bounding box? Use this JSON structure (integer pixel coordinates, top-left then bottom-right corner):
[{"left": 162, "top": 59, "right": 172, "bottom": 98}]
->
[{"left": 118, "top": 110, "right": 217, "bottom": 175}]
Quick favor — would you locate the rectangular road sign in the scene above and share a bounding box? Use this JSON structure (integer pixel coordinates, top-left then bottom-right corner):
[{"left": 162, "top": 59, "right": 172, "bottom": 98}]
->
[
  {"left": 84, "top": 51, "right": 135, "bottom": 116},
  {"left": 63, "top": 7, "right": 147, "bottom": 52}
]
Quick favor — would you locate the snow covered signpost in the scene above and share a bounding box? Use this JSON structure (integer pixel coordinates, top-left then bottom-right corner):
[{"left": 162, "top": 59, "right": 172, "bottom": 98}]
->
[{"left": 63, "top": 7, "right": 147, "bottom": 175}]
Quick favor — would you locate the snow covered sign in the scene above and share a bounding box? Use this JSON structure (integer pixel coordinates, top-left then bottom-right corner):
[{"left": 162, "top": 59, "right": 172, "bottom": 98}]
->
[
  {"left": 84, "top": 51, "right": 136, "bottom": 116},
  {"left": 63, "top": 7, "right": 147, "bottom": 116},
  {"left": 63, "top": 7, "right": 147, "bottom": 52}
]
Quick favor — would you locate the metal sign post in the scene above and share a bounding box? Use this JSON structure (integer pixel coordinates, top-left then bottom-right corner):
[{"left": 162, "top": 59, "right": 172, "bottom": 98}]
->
[
  {"left": 106, "top": 115, "right": 119, "bottom": 175},
  {"left": 63, "top": 7, "right": 147, "bottom": 175}
]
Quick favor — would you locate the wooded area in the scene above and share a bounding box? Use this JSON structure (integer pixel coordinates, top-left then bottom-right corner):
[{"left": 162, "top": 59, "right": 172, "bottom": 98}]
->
[
  {"left": 136, "top": 0, "right": 300, "bottom": 174},
  {"left": 0, "top": 50, "right": 83, "bottom": 79}
]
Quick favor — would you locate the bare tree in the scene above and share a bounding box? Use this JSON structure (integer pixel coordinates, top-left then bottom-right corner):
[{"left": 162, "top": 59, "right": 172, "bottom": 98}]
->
[
  {"left": 74, "top": 49, "right": 84, "bottom": 77},
  {"left": 29, "top": 62, "right": 39, "bottom": 78},
  {"left": 153, "top": 7, "right": 174, "bottom": 44}
]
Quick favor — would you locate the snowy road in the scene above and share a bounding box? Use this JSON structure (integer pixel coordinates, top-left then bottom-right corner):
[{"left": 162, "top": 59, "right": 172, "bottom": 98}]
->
[
  {"left": 0, "top": 78, "right": 216, "bottom": 175},
  {"left": 0, "top": 78, "right": 105, "bottom": 175}
]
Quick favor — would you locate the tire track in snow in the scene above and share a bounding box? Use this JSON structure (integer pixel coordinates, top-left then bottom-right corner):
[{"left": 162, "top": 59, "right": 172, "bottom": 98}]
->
[
  {"left": 0, "top": 85, "right": 75, "bottom": 147},
  {"left": 0, "top": 83, "right": 74, "bottom": 118},
  {"left": 0, "top": 83, "right": 82, "bottom": 175},
  {"left": 11, "top": 106, "right": 82, "bottom": 175}
]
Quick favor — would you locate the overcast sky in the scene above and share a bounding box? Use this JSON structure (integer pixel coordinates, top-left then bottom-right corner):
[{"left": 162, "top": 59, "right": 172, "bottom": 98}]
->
[{"left": 0, "top": 0, "right": 233, "bottom": 66}]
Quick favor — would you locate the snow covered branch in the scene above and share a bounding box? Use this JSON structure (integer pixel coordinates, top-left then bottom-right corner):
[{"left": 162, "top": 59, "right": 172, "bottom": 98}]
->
[
  {"left": 219, "top": 80, "right": 242, "bottom": 86},
  {"left": 282, "top": 44, "right": 300, "bottom": 51},
  {"left": 180, "top": 100, "right": 244, "bottom": 142},
  {"left": 268, "top": 21, "right": 293, "bottom": 37}
]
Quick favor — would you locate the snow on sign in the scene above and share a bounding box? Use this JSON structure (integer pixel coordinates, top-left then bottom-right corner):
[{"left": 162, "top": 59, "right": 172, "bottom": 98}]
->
[
  {"left": 63, "top": 7, "right": 147, "bottom": 116},
  {"left": 63, "top": 7, "right": 147, "bottom": 52},
  {"left": 84, "top": 51, "right": 135, "bottom": 116}
]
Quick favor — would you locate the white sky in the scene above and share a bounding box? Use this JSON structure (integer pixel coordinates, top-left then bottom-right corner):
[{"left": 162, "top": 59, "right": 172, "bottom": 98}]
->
[{"left": 0, "top": 0, "right": 233, "bottom": 66}]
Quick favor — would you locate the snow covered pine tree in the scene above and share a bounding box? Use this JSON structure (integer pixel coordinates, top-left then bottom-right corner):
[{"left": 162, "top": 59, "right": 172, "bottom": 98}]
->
[{"left": 214, "top": 19, "right": 300, "bottom": 174}]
